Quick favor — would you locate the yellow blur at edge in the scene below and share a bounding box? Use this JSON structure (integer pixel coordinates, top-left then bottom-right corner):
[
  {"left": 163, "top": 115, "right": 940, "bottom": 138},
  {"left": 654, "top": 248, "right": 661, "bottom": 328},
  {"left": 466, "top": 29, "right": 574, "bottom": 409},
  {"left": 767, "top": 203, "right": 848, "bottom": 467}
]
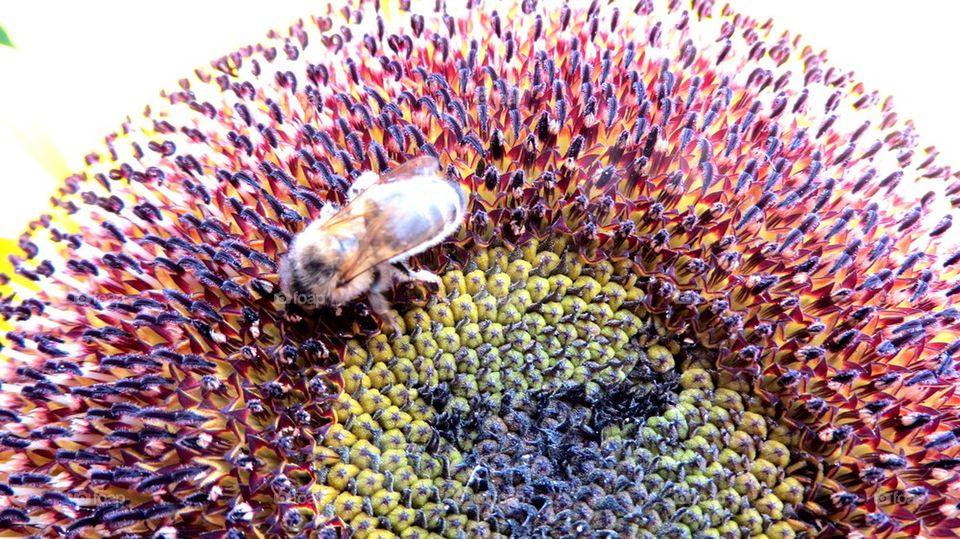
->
[
  {"left": 0, "top": 41, "right": 56, "bottom": 308},
  {"left": 0, "top": 41, "right": 69, "bottom": 239}
]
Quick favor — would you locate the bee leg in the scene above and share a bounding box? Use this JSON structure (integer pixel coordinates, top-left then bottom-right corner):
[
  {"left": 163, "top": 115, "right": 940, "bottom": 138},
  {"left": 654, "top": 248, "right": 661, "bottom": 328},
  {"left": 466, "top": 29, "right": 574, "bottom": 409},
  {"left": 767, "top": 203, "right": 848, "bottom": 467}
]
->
[
  {"left": 369, "top": 267, "right": 401, "bottom": 337},
  {"left": 408, "top": 270, "right": 443, "bottom": 289},
  {"left": 392, "top": 262, "right": 444, "bottom": 292},
  {"left": 368, "top": 291, "right": 401, "bottom": 337}
]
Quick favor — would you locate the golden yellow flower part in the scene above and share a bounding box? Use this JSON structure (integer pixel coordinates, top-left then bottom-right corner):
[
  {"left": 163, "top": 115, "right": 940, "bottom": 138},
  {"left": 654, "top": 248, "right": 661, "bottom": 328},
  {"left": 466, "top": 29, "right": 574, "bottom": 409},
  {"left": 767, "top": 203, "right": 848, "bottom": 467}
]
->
[{"left": 0, "top": 1, "right": 959, "bottom": 538}]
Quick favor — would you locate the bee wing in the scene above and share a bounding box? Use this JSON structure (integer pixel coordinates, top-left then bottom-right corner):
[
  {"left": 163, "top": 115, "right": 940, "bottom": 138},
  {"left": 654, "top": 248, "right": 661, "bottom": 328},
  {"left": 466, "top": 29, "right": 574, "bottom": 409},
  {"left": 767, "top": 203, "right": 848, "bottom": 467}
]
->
[
  {"left": 336, "top": 215, "right": 425, "bottom": 286},
  {"left": 379, "top": 155, "right": 441, "bottom": 182},
  {"left": 324, "top": 156, "right": 441, "bottom": 229},
  {"left": 336, "top": 191, "right": 451, "bottom": 285}
]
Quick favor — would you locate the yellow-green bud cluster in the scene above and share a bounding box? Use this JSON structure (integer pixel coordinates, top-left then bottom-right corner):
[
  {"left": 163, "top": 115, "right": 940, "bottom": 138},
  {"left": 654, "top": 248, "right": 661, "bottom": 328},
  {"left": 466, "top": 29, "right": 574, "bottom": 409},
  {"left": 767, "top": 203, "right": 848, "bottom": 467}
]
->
[{"left": 316, "top": 240, "right": 806, "bottom": 538}]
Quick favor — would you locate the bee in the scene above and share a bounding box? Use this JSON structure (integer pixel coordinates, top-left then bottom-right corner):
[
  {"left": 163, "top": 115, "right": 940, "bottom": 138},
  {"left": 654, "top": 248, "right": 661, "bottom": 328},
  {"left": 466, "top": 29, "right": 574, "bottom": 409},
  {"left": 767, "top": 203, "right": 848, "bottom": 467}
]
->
[{"left": 280, "top": 156, "right": 467, "bottom": 327}]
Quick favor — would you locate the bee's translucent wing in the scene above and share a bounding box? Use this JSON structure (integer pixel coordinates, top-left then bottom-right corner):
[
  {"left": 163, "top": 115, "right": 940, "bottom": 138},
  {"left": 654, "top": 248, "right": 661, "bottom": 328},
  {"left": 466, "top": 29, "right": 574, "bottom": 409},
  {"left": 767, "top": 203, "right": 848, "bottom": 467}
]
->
[
  {"left": 379, "top": 155, "right": 440, "bottom": 182},
  {"left": 335, "top": 211, "right": 437, "bottom": 286},
  {"left": 323, "top": 156, "right": 440, "bottom": 229},
  {"left": 336, "top": 183, "right": 458, "bottom": 286}
]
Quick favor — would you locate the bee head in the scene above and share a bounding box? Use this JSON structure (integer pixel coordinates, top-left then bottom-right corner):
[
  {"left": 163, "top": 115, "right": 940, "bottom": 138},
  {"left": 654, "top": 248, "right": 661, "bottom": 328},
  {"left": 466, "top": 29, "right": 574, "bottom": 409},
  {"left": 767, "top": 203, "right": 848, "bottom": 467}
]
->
[{"left": 279, "top": 231, "right": 343, "bottom": 308}]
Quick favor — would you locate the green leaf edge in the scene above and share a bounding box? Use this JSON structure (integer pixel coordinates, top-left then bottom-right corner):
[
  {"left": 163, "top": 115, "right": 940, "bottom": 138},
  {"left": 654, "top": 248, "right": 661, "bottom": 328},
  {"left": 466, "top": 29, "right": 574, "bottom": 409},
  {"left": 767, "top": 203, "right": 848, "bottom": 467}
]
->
[{"left": 0, "top": 25, "right": 14, "bottom": 48}]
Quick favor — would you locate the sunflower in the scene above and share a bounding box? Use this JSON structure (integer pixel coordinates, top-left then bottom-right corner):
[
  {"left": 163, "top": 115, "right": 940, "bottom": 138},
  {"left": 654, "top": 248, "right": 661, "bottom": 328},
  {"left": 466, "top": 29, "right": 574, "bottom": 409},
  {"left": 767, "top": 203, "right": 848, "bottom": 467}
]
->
[{"left": 1, "top": 1, "right": 958, "bottom": 538}]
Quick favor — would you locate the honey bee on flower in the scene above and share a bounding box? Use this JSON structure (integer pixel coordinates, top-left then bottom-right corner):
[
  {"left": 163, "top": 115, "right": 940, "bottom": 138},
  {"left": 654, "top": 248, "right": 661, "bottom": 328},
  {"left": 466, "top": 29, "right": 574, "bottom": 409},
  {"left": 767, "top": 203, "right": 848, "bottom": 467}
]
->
[{"left": 0, "top": 0, "right": 958, "bottom": 538}]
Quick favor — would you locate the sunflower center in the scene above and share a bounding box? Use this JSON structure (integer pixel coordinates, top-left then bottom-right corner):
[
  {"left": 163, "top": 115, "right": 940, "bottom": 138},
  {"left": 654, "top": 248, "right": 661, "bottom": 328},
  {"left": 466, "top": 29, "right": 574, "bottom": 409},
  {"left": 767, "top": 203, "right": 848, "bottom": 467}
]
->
[{"left": 317, "top": 239, "right": 803, "bottom": 538}]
